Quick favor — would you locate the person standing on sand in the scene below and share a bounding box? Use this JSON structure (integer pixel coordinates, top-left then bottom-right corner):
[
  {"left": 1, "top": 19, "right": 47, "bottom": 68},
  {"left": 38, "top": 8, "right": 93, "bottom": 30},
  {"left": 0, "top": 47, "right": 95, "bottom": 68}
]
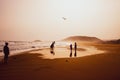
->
[
  {"left": 3, "top": 42, "right": 10, "bottom": 63},
  {"left": 50, "top": 41, "right": 55, "bottom": 50},
  {"left": 74, "top": 42, "right": 77, "bottom": 57},
  {"left": 70, "top": 44, "right": 72, "bottom": 57},
  {"left": 50, "top": 41, "right": 55, "bottom": 55}
]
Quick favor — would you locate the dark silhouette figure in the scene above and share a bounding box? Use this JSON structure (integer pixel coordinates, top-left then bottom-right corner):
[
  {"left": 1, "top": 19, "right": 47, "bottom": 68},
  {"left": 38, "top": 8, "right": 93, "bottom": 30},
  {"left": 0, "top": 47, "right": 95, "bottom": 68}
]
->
[
  {"left": 3, "top": 42, "right": 10, "bottom": 63},
  {"left": 70, "top": 44, "right": 72, "bottom": 57},
  {"left": 74, "top": 42, "right": 77, "bottom": 57},
  {"left": 50, "top": 41, "right": 55, "bottom": 55},
  {"left": 50, "top": 41, "right": 55, "bottom": 50}
]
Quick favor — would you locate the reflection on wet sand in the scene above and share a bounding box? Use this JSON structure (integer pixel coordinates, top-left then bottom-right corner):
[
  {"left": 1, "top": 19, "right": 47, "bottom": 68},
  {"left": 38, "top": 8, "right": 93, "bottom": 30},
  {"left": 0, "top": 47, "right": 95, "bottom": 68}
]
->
[
  {"left": 50, "top": 50, "right": 55, "bottom": 55},
  {"left": 29, "top": 46, "right": 104, "bottom": 59}
]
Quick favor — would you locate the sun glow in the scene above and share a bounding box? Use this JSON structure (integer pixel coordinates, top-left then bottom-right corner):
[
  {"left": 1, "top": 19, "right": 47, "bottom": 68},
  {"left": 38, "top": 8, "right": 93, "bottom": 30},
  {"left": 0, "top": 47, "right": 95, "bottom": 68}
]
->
[{"left": 0, "top": 0, "right": 120, "bottom": 41}]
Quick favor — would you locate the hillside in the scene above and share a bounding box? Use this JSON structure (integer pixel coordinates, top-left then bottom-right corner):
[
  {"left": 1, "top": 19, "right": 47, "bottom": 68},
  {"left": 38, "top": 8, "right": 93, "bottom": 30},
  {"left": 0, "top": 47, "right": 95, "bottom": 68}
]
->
[
  {"left": 33, "top": 40, "right": 42, "bottom": 42},
  {"left": 62, "top": 36, "right": 102, "bottom": 43},
  {"left": 103, "top": 39, "right": 120, "bottom": 44}
]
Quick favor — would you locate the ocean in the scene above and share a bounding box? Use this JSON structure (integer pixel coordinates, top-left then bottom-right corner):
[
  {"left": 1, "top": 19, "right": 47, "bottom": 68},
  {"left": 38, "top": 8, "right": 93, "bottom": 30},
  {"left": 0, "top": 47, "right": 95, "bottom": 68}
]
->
[{"left": 0, "top": 41, "right": 70, "bottom": 58}]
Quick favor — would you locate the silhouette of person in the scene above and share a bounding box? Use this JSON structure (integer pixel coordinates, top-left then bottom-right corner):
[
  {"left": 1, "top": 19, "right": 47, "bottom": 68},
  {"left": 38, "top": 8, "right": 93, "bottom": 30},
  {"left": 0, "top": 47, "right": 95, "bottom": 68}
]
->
[
  {"left": 50, "top": 41, "right": 55, "bottom": 55},
  {"left": 3, "top": 42, "right": 10, "bottom": 63},
  {"left": 74, "top": 42, "right": 77, "bottom": 57},
  {"left": 50, "top": 41, "right": 55, "bottom": 50},
  {"left": 70, "top": 44, "right": 72, "bottom": 57}
]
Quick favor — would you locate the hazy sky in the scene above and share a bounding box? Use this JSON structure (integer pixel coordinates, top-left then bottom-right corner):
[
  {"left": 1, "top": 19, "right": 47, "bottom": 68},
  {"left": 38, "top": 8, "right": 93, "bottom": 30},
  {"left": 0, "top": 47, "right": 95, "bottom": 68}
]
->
[{"left": 0, "top": 0, "right": 120, "bottom": 41}]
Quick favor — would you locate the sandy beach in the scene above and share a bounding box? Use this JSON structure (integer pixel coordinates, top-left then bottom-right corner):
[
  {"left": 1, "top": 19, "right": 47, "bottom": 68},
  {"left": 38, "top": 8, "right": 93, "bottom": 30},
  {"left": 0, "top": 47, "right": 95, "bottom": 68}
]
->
[
  {"left": 0, "top": 44, "right": 120, "bottom": 80},
  {"left": 1, "top": 0, "right": 120, "bottom": 80}
]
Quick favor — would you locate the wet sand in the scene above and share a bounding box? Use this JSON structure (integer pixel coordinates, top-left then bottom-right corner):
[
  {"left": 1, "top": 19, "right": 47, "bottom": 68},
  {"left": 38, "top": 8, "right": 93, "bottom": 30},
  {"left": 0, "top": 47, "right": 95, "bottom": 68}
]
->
[
  {"left": 0, "top": 45, "right": 120, "bottom": 80},
  {"left": 29, "top": 46, "right": 104, "bottom": 59}
]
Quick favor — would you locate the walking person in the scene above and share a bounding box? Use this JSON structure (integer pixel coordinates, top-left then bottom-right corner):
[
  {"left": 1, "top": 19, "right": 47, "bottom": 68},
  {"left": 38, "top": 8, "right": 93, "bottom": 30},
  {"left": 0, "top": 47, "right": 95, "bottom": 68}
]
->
[
  {"left": 3, "top": 42, "right": 10, "bottom": 64},
  {"left": 74, "top": 42, "right": 77, "bottom": 57},
  {"left": 70, "top": 44, "right": 72, "bottom": 57}
]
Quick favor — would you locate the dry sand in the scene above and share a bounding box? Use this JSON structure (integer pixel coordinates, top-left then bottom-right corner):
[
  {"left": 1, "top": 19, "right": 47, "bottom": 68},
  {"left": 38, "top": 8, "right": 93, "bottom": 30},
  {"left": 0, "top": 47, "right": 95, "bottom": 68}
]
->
[{"left": 0, "top": 44, "right": 120, "bottom": 80}]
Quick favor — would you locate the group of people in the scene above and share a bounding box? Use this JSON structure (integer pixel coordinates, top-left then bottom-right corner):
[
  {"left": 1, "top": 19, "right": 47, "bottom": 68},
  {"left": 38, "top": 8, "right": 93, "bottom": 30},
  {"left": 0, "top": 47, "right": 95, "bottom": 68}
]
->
[
  {"left": 50, "top": 41, "right": 77, "bottom": 57},
  {"left": 1, "top": 41, "right": 77, "bottom": 64},
  {"left": 70, "top": 42, "right": 77, "bottom": 57}
]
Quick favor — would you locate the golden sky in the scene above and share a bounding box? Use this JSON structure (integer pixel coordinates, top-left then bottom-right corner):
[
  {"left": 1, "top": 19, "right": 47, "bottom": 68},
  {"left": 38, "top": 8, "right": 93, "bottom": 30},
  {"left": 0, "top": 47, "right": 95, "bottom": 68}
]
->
[{"left": 0, "top": 0, "right": 120, "bottom": 41}]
